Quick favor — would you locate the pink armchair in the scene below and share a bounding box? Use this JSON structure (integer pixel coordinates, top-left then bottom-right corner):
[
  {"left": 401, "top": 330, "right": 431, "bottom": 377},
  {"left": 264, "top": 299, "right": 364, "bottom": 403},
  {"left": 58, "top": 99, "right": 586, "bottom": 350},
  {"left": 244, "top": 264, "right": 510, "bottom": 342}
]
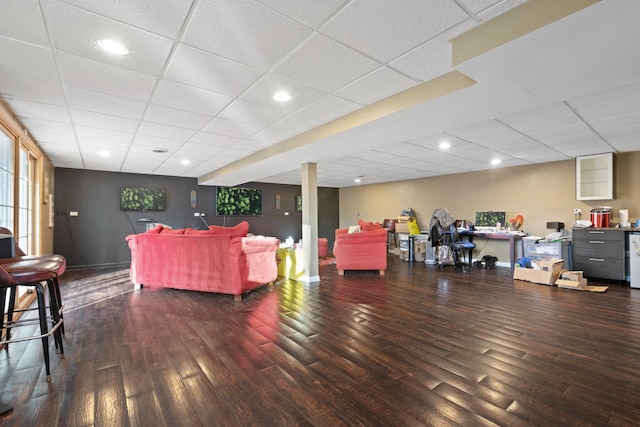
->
[{"left": 333, "top": 228, "right": 388, "bottom": 275}]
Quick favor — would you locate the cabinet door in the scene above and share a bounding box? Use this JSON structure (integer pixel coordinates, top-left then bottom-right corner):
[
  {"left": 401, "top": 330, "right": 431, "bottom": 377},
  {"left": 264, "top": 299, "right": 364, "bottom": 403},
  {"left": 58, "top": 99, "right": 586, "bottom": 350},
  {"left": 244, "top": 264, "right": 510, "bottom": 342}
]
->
[{"left": 576, "top": 153, "right": 613, "bottom": 200}]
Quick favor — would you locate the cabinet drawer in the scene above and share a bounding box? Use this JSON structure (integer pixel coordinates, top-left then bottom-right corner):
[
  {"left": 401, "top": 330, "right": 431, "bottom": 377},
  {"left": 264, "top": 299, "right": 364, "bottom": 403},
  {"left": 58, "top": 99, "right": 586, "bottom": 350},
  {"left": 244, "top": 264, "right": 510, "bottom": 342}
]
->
[
  {"left": 572, "top": 257, "right": 625, "bottom": 280},
  {"left": 572, "top": 239, "right": 624, "bottom": 259},
  {"left": 572, "top": 229, "right": 625, "bottom": 242}
]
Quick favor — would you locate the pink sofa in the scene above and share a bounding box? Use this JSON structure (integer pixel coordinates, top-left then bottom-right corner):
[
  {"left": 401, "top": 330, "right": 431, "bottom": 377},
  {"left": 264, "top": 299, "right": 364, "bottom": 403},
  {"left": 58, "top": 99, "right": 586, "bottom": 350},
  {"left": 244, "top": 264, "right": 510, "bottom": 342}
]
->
[
  {"left": 126, "top": 222, "right": 280, "bottom": 301},
  {"left": 333, "top": 227, "right": 388, "bottom": 275}
]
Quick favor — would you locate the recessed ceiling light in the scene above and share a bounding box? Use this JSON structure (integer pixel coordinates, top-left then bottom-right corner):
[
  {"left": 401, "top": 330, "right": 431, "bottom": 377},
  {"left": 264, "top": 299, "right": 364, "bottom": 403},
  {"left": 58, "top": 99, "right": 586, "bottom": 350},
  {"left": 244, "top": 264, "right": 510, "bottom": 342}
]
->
[
  {"left": 491, "top": 158, "right": 502, "bottom": 166},
  {"left": 273, "top": 91, "right": 292, "bottom": 102},
  {"left": 354, "top": 176, "right": 363, "bottom": 183},
  {"left": 98, "top": 150, "right": 110, "bottom": 157},
  {"left": 96, "top": 39, "right": 129, "bottom": 55},
  {"left": 439, "top": 141, "right": 451, "bottom": 149},
  {"left": 181, "top": 159, "right": 190, "bottom": 165}
]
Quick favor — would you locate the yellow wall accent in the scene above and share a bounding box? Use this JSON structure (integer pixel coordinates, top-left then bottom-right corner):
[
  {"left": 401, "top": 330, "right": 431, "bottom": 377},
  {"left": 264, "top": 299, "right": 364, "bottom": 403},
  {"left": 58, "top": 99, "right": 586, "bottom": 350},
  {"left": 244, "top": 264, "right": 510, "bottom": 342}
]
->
[{"left": 452, "top": 0, "right": 600, "bottom": 66}]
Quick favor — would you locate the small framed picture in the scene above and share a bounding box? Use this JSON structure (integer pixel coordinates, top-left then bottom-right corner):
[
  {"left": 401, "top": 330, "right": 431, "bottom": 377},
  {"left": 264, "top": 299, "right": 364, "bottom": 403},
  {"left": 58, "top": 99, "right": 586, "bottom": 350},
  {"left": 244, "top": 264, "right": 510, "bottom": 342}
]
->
[{"left": 295, "top": 195, "right": 302, "bottom": 212}]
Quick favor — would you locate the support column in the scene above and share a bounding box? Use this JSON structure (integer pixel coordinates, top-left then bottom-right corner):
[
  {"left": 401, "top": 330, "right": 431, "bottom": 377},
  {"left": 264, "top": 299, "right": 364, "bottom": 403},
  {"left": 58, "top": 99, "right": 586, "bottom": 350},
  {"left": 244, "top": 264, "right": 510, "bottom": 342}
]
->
[{"left": 301, "top": 162, "right": 320, "bottom": 283}]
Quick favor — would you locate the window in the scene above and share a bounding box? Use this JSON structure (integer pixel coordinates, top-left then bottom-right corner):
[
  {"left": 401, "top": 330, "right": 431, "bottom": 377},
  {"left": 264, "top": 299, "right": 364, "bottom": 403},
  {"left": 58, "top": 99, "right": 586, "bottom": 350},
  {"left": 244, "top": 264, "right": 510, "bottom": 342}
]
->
[
  {"left": 19, "top": 146, "right": 36, "bottom": 254},
  {"left": 0, "top": 129, "right": 14, "bottom": 231}
]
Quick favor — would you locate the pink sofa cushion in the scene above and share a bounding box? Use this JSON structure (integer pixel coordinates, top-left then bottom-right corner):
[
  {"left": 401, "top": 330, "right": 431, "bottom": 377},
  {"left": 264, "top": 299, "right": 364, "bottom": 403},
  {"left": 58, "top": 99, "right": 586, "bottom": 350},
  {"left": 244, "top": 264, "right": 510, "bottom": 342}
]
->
[
  {"left": 185, "top": 228, "right": 210, "bottom": 235},
  {"left": 160, "top": 228, "right": 186, "bottom": 234},
  {"left": 358, "top": 219, "right": 383, "bottom": 232},
  {"left": 146, "top": 224, "right": 163, "bottom": 234},
  {"left": 209, "top": 221, "right": 249, "bottom": 237}
]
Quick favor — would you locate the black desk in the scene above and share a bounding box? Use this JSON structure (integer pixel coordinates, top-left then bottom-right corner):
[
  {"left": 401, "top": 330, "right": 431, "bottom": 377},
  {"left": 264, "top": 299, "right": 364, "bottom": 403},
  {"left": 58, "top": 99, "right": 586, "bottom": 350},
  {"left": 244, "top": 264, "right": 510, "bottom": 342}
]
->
[{"left": 467, "top": 232, "right": 525, "bottom": 273}]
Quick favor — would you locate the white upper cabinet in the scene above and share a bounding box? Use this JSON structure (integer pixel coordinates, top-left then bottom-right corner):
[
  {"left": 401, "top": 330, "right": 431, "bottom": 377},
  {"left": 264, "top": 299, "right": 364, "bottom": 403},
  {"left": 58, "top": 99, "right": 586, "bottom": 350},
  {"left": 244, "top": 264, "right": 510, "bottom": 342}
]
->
[{"left": 576, "top": 152, "right": 614, "bottom": 200}]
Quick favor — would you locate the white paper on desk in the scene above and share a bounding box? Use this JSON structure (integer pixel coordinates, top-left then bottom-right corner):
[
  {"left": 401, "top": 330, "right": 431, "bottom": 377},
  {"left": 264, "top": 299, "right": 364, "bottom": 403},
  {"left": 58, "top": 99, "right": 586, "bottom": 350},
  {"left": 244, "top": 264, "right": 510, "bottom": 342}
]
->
[{"left": 523, "top": 235, "right": 543, "bottom": 240}]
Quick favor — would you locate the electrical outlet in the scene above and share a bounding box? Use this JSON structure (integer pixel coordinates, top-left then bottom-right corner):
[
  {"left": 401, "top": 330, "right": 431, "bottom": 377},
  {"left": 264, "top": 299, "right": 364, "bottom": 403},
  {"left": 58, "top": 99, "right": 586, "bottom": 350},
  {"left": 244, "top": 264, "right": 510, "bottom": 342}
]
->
[
  {"left": 193, "top": 212, "right": 200, "bottom": 217},
  {"left": 573, "top": 208, "right": 582, "bottom": 215}
]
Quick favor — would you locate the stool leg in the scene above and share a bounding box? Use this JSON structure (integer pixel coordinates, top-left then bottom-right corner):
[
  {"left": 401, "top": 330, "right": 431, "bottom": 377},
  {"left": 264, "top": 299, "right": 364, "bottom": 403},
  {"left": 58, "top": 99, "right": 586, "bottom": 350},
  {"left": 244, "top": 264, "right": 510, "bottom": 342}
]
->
[
  {"left": 51, "top": 276, "right": 64, "bottom": 337},
  {"left": 46, "top": 278, "right": 64, "bottom": 357},
  {"left": 34, "top": 283, "right": 52, "bottom": 381},
  {"left": 5, "top": 286, "right": 17, "bottom": 344}
]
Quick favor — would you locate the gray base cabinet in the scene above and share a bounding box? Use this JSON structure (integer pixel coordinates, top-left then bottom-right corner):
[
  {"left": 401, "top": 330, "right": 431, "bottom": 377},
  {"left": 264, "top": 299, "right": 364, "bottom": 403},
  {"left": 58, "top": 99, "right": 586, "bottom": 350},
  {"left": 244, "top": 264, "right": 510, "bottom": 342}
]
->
[{"left": 572, "top": 229, "right": 625, "bottom": 281}]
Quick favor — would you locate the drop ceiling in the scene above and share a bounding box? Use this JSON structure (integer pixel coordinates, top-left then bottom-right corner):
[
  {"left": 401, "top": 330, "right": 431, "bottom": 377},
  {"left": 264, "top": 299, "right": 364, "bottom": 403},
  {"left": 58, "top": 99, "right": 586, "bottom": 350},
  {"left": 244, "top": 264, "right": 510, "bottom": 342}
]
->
[{"left": 1, "top": 0, "right": 639, "bottom": 188}]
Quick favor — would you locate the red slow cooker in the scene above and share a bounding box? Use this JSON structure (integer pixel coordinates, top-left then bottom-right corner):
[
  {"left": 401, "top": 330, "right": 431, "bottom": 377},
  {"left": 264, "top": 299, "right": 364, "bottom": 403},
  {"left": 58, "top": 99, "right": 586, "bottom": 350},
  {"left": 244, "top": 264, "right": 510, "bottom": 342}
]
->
[{"left": 590, "top": 207, "right": 612, "bottom": 228}]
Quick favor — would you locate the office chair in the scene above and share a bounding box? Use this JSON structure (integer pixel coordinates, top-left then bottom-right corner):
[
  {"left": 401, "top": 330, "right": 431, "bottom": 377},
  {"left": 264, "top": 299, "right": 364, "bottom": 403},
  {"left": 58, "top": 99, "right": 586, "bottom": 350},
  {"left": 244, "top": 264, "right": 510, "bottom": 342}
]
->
[{"left": 439, "top": 224, "right": 476, "bottom": 273}]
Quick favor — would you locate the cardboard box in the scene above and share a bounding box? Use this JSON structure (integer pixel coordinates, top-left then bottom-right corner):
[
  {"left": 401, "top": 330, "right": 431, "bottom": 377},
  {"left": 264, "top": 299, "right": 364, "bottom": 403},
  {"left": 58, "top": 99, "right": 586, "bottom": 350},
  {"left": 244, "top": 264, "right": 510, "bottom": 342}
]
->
[
  {"left": 560, "top": 271, "right": 584, "bottom": 282},
  {"left": 555, "top": 271, "right": 608, "bottom": 292},
  {"left": 395, "top": 222, "right": 410, "bottom": 233},
  {"left": 513, "top": 258, "right": 563, "bottom": 285}
]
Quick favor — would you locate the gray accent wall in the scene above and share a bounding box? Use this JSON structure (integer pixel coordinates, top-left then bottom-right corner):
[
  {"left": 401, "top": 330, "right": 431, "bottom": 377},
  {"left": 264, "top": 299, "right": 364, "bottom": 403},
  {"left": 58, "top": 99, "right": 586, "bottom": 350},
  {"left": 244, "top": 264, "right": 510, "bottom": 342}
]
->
[{"left": 54, "top": 168, "right": 339, "bottom": 267}]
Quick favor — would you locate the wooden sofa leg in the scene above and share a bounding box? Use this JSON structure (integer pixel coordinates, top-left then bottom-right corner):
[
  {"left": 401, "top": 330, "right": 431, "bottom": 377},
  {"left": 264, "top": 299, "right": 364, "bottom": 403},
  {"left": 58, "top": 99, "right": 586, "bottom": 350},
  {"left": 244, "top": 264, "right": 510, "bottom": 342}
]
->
[
  {"left": 338, "top": 270, "right": 344, "bottom": 275},
  {"left": 379, "top": 270, "right": 385, "bottom": 276},
  {"left": 234, "top": 294, "right": 242, "bottom": 302},
  {"left": 268, "top": 281, "right": 274, "bottom": 291}
]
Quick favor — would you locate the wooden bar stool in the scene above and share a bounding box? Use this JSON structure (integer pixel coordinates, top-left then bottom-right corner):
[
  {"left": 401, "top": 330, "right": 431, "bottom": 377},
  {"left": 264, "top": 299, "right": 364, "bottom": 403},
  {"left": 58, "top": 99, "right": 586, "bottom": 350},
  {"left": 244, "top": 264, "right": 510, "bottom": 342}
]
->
[{"left": 0, "top": 265, "right": 64, "bottom": 382}]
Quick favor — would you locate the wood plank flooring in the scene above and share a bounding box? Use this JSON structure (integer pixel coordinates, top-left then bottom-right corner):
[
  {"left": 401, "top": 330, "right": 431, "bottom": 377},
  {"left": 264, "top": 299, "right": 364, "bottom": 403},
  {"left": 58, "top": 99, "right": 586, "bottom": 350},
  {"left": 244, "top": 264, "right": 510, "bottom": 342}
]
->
[{"left": 2, "top": 257, "right": 640, "bottom": 426}]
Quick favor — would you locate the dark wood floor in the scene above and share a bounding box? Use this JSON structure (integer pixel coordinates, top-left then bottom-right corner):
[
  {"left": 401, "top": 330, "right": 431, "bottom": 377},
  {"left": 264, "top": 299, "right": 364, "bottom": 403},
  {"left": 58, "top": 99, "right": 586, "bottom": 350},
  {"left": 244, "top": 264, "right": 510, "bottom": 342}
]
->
[{"left": 2, "top": 256, "right": 640, "bottom": 426}]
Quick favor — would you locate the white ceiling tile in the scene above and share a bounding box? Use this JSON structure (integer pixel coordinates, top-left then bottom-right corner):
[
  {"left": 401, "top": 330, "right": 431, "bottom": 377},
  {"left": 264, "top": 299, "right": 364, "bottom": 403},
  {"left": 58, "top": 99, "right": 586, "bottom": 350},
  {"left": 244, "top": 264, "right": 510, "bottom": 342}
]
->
[
  {"left": 218, "top": 99, "right": 288, "bottom": 128},
  {"left": 218, "top": 147, "right": 254, "bottom": 160},
  {"left": 574, "top": 93, "right": 640, "bottom": 122},
  {"left": 296, "top": 95, "right": 362, "bottom": 122},
  {"left": 58, "top": 52, "right": 157, "bottom": 102},
  {"left": 144, "top": 104, "right": 212, "bottom": 130},
  {"left": 0, "top": 38, "right": 58, "bottom": 82},
  {"left": 335, "top": 67, "right": 417, "bottom": 105},
  {"left": 569, "top": 81, "right": 640, "bottom": 108},
  {"left": 165, "top": 44, "right": 263, "bottom": 96},
  {"left": 137, "top": 121, "right": 196, "bottom": 140},
  {"left": 233, "top": 139, "right": 272, "bottom": 152},
  {"left": 390, "top": 19, "right": 475, "bottom": 82},
  {"left": 152, "top": 80, "right": 233, "bottom": 116},
  {"left": 0, "top": 72, "right": 65, "bottom": 106},
  {"left": 179, "top": 142, "right": 227, "bottom": 155},
  {"left": 250, "top": 128, "right": 294, "bottom": 144},
  {"left": 506, "top": 109, "right": 583, "bottom": 134},
  {"left": 273, "top": 33, "right": 379, "bottom": 93},
  {"left": 131, "top": 135, "right": 183, "bottom": 151},
  {"left": 41, "top": 0, "right": 174, "bottom": 75},
  {"left": 449, "top": 121, "right": 521, "bottom": 143},
  {"left": 120, "top": 152, "right": 166, "bottom": 173},
  {"left": 65, "top": 86, "right": 146, "bottom": 119},
  {"left": 34, "top": 132, "right": 76, "bottom": 145},
  {"left": 255, "top": 0, "right": 346, "bottom": 27},
  {"left": 189, "top": 131, "right": 241, "bottom": 148},
  {"left": 184, "top": 0, "right": 311, "bottom": 69},
  {"left": 201, "top": 118, "right": 262, "bottom": 139},
  {"left": 6, "top": 99, "right": 71, "bottom": 123},
  {"left": 70, "top": 109, "right": 140, "bottom": 133},
  {"left": 322, "top": 0, "right": 468, "bottom": 62},
  {"left": 240, "top": 74, "right": 326, "bottom": 112},
  {"left": 0, "top": 0, "right": 49, "bottom": 45},
  {"left": 598, "top": 123, "right": 640, "bottom": 141},
  {"left": 21, "top": 118, "right": 74, "bottom": 136},
  {"left": 75, "top": 125, "right": 133, "bottom": 143},
  {"left": 77, "top": 138, "right": 131, "bottom": 152},
  {"left": 529, "top": 123, "right": 595, "bottom": 143},
  {"left": 476, "top": 0, "right": 527, "bottom": 21},
  {"left": 61, "top": 0, "right": 193, "bottom": 38},
  {"left": 270, "top": 115, "right": 322, "bottom": 134},
  {"left": 590, "top": 111, "right": 640, "bottom": 133}
]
